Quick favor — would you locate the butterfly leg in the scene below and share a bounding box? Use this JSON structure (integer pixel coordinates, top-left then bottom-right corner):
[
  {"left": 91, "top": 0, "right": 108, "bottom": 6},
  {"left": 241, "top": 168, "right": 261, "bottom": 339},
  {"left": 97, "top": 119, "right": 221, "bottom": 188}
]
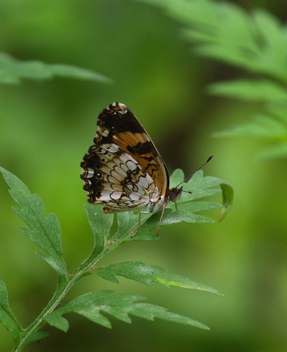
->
[
  {"left": 131, "top": 199, "right": 170, "bottom": 238},
  {"left": 156, "top": 201, "right": 167, "bottom": 236},
  {"left": 131, "top": 211, "right": 143, "bottom": 238},
  {"left": 103, "top": 207, "right": 143, "bottom": 238},
  {"left": 174, "top": 201, "right": 178, "bottom": 211}
]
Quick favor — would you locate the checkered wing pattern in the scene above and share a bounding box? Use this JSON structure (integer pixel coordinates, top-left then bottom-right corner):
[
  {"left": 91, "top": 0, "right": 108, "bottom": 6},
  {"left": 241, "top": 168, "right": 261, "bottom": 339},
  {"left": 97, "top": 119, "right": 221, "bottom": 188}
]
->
[{"left": 80, "top": 102, "right": 169, "bottom": 213}]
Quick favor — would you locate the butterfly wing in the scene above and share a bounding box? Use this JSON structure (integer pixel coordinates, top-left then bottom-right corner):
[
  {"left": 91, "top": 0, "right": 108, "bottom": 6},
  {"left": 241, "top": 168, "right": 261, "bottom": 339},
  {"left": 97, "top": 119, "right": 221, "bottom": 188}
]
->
[{"left": 80, "top": 102, "right": 169, "bottom": 212}]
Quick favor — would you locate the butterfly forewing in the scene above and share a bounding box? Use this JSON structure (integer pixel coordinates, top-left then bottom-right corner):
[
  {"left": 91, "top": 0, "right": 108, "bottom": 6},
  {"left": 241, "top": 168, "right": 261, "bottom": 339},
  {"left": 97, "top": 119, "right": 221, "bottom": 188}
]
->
[
  {"left": 80, "top": 102, "right": 169, "bottom": 213},
  {"left": 96, "top": 103, "right": 169, "bottom": 195}
]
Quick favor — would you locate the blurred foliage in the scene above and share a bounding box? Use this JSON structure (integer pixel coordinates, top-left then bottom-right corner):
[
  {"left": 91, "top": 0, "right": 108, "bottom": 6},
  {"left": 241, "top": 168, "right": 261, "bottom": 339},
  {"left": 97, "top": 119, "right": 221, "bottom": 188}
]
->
[
  {"left": 0, "top": 52, "right": 112, "bottom": 84},
  {"left": 141, "top": 0, "right": 287, "bottom": 160},
  {"left": 0, "top": 0, "right": 287, "bottom": 351}
]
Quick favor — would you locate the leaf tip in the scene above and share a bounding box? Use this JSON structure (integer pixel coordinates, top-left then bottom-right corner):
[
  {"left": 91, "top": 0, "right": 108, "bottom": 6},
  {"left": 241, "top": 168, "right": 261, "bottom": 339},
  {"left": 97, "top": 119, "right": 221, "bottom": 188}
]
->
[{"left": 219, "top": 183, "right": 233, "bottom": 221}]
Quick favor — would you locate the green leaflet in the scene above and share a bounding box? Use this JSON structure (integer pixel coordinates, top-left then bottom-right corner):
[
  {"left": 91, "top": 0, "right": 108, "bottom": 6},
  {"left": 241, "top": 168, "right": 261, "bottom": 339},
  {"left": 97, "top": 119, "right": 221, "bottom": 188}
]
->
[
  {"left": 0, "top": 279, "right": 23, "bottom": 343},
  {"left": 96, "top": 261, "right": 223, "bottom": 295},
  {"left": 209, "top": 80, "right": 287, "bottom": 104},
  {"left": 0, "top": 52, "right": 112, "bottom": 85},
  {"left": 219, "top": 184, "right": 233, "bottom": 222},
  {"left": 44, "top": 315, "right": 69, "bottom": 332},
  {"left": 47, "top": 291, "right": 210, "bottom": 330},
  {"left": 0, "top": 167, "right": 67, "bottom": 277}
]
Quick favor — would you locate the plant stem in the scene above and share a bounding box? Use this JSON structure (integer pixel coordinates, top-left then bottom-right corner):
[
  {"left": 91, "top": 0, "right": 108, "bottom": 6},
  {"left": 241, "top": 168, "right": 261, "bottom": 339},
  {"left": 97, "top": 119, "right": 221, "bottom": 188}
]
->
[{"left": 13, "top": 237, "right": 123, "bottom": 352}]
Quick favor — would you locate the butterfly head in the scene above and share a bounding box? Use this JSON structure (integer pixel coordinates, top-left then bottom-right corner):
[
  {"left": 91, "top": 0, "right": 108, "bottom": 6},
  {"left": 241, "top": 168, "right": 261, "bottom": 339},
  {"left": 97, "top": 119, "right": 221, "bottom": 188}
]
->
[
  {"left": 168, "top": 155, "right": 213, "bottom": 205},
  {"left": 168, "top": 186, "right": 184, "bottom": 202}
]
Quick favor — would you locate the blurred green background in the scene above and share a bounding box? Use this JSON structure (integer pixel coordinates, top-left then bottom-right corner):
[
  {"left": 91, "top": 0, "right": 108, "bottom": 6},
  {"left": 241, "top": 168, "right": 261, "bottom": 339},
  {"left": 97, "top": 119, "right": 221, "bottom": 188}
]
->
[{"left": 1, "top": 0, "right": 287, "bottom": 351}]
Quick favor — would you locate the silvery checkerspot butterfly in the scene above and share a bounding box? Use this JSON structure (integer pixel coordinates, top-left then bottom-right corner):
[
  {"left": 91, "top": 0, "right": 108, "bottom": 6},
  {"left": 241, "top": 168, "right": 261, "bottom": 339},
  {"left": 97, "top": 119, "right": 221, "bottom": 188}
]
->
[{"left": 80, "top": 102, "right": 212, "bottom": 236}]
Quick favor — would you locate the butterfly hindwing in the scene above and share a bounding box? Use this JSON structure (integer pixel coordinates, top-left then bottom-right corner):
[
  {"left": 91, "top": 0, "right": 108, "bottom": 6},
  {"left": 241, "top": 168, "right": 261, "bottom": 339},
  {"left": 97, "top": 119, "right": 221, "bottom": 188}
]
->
[{"left": 81, "top": 142, "right": 158, "bottom": 211}]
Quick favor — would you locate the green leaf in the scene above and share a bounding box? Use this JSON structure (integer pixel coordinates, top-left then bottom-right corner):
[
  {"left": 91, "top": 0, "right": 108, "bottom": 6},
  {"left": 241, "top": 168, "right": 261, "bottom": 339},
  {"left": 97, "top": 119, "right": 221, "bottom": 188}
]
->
[
  {"left": 114, "top": 211, "right": 144, "bottom": 239},
  {"left": 0, "top": 279, "right": 23, "bottom": 343},
  {"left": 115, "top": 211, "right": 159, "bottom": 241},
  {"left": 136, "top": 204, "right": 215, "bottom": 239},
  {"left": 97, "top": 261, "right": 223, "bottom": 295},
  {"left": 171, "top": 170, "right": 228, "bottom": 222},
  {"left": 55, "top": 290, "right": 114, "bottom": 312},
  {"left": 252, "top": 10, "right": 287, "bottom": 81},
  {"left": 85, "top": 204, "right": 113, "bottom": 251},
  {"left": 213, "top": 109, "right": 287, "bottom": 160},
  {"left": 124, "top": 302, "right": 209, "bottom": 329},
  {"left": 45, "top": 315, "right": 69, "bottom": 332},
  {"left": 257, "top": 144, "right": 287, "bottom": 161},
  {"left": 135, "top": 210, "right": 172, "bottom": 239},
  {"left": 195, "top": 43, "right": 255, "bottom": 71},
  {"left": 169, "top": 168, "right": 185, "bottom": 188},
  {"left": 0, "top": 52, "right": 112, "bottom": 84},
  {"left": 208, "top": 79, "right": 287, "bottom": 104},
  {"left": 214, "top": 114, "right": 287, "bottom": 139},
  {"left": 0, "top": 167, "right": 67, "bottom": 277},
  {"left": 269, "top": 106, "right": 287, "bottom": 124},
  {"left": 178, "top": 201, "right": 221, "bottom": 213},
  {"left": 219, "top": 184, "right": 233, "bottom": 221},
  {"left": 140, "top": 0, "right": 218, "bottom": 28},
  {"left": 177, "top": 170, "right": 224, "bottom": 201},
  {"left": 51, "top": 291, "right": 209, "bottom": 330},
  {"left": 163, "top": 210, "right": 214, "bottom": 225},
  {"left": 140, "top": 1, "right": 287, "bottom": 82},
  {"left": 22, "top": 331, "right": 49, "bottom": 345},
  {"left": 169, "top": 169, "right": 223, "bottom": 203},
  {"left": 79, "top": 205, "right": 115, "bottom": 270}
]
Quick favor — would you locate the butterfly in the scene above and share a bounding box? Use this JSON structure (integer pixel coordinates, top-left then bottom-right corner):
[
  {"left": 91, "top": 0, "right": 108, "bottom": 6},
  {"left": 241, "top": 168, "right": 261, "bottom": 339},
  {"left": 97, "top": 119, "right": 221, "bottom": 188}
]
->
[{"left": 80, "top": 102, "right": 212, "bottom": 237}]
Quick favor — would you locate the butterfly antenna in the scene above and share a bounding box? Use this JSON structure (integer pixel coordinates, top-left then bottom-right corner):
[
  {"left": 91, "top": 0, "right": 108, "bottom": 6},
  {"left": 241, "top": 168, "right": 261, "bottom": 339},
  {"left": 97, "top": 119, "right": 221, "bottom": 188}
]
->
[{"left": 176, "top": 155, "right": 213, "bottom": 189}]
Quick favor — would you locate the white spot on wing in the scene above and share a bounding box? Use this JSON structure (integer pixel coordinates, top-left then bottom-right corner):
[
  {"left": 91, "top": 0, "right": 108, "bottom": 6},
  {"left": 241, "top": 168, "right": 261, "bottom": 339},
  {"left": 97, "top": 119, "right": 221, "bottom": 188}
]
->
[
  {"left": 101, "top": 128, "right": 109, "bottom": 137},
  {"left": 86, "top": 168, "right": 95, "bottom": 178},
  {"left": 130, "top": 193, "right": 141, "bottom": 201},
  {"left": 110, "top": 192, "right": 122, "bottom": 200},
  {"left": 121, "top": 163, "right": 129, "bottom": 172},
  {"left": 139, "top": 176, "right": 148, "bottom": 189},
  {"left": 107, "top": 144, "right": 119, "bottom": 153},
  {"left": 117, "top": 102, "right": 128, "bottom": 114},
  {"left": 107, "top": 175, "right": 121, "bottom": 184},
  {"left": 114, "top": 165, "right": 126, "bottom": 177},
  {"left": 127, "top": 160, "right": 137, "bottom": 171},
  {"left": 127, "top": 184, "right": 134, "bottom": 191},
  {"left": 136, "top": 185, "right": 146, "bottom": 196}
]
